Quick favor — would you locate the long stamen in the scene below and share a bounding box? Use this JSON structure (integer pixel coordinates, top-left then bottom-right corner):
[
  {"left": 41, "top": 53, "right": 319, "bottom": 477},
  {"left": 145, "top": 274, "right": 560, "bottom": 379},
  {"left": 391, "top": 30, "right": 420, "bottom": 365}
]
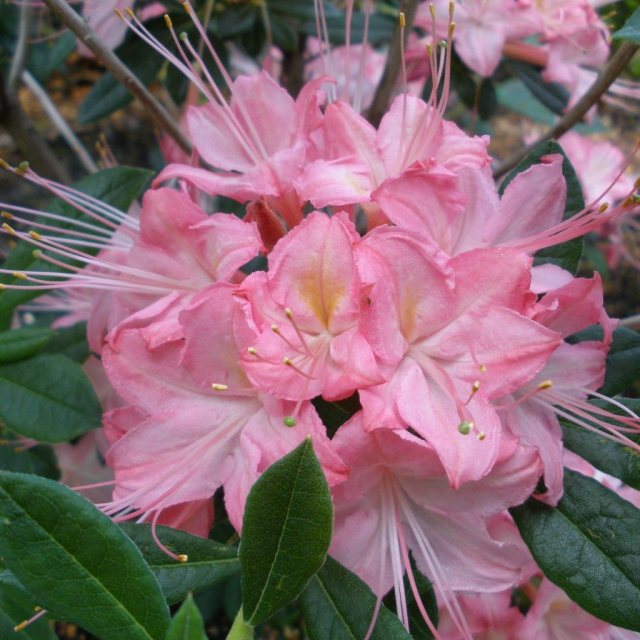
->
[{"left": 354, "top": 0, "right": 372, "bottom": 112}]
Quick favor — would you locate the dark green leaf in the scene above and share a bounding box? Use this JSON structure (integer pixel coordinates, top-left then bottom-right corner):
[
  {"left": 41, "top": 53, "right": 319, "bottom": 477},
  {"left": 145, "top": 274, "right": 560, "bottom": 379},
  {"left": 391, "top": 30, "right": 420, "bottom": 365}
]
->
[
  {"left": 0, "top": 471, "right": 170, "bottom": 640},
  {"left": 509, "top": 60, "right": 570, "bottom": 116},
  {"left": 601, "top": 327, "right": 640, "bottom": 396},
  {"left": 0, "top": 570, "right": 57, "bottom": 640},
  {"left": 301, "top": 557, "right": 413, "bottom": 640},
  {"left": 240, "top": 439, "right": 333, "bottom": 625},
  {"left": 269, "top": 0, "right": 340, "bottom": 21},
  {"left": 499, "top": 140, "right": 584, "bottom": 273},
  {"left": 165, "top": 594, "right": 207, "bottom": 640},
  {"left": 78, "top": 34, "right": 163, "bottom": 123},
  {"left": 478, "top": 78, "right": 497, "bottom": 121},
  {"left": 312, "top": 392, "right": 361, "bottom": 438},
  {"left": 217, "top": 5, "right": 257, "bottom": 38},
  {"left": 121, "top": 523, "right": 240, "bottom": 605},
  {"left": 0, "top": 327, "right": 52, "bottom": 363},
  {"left": 613, "top": 7, "right": 640, "bottom": 43},
  {"left": 28, "top": 31, "right": 75, "bottom": 83},
  {"left": 0, "top": 354, "right": 101, "bottom": 442},
  {"left": 512, "top": 469, "right": 640, "bottom": 631},
  {"left": 0, "top": 166, "right": 152, "bottom": 326},
  {"left": 0, "top": 433, "right": 59, "bottom": 479},
  {"left": 562, "top": 398, "right": 640, "bottom": 489},
  {"left": 43, "top": 322, "right": 89, "bottom": 363},
  {"left": 302, "top": 12, "right": 395, "bottom": 45}
]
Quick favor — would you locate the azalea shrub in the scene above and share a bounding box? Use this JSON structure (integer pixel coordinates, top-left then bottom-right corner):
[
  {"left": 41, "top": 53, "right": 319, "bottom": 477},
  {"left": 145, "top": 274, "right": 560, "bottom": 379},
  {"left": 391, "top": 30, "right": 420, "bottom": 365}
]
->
[{"left": 0, "top": 1, "right": 639, "bottom": 639}]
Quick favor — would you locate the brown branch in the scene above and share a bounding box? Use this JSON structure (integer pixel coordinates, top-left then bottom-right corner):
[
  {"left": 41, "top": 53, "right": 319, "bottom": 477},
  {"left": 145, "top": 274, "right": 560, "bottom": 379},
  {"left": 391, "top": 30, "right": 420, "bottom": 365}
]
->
[
  {"left": 493, "top": 41, "right": 640, "bottom": 179},
  {"left": 366, "top": 0, "right": 419, "bottom": 127},
  {"left": 41, "top": 0, "right": 192, "bottom": 155}
]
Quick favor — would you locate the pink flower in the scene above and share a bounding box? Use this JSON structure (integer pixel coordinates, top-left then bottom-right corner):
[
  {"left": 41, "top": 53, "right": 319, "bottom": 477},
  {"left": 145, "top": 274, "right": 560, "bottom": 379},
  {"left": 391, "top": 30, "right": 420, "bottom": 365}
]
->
[
  {"left": 355, "top": 227, "right": 560, "bottom": 486},
  {"left": 100, "top": 284, "right": 345, "bottom": 537},
  {"left": 238, "top": 211, "right": 383, "bottom": 402},
  {"left": 330, "top": 412, "right": 541, "bottom": 639}
]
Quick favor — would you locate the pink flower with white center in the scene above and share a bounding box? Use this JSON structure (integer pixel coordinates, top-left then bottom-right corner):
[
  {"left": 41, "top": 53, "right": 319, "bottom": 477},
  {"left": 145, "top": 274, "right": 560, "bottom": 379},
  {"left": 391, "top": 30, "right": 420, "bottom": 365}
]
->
[
  {"left": 330, "top": 412, "right": 542, "bottom": 640},
  {"left": 355, "top": 226, "right": 560, "bottom": 486},
  {"left": 101, "top": 284, "right": 346, "bottom": 548},
  {"left": 238, "top": 211, "right": 383, "bottom": 403}
]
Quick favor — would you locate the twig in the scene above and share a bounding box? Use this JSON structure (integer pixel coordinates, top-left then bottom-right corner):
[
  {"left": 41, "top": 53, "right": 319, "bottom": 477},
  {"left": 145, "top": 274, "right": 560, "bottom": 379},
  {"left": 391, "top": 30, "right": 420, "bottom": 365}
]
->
[
  {"left": 7, "top": 4, "right": 32, "bottom": 94},
  {"left": 619, "top": 313, "right": 640, "bottom": 328},
  {"left": 367, "top": 0, "right": 419, "bottom": 127},
  {"left": 22, "top": 70, "right": 99, "bottom": 174},
  {"left": 493, "top": 42, "right": 640, "bottom": 179},
  {"left": 41, "top": 0, "right": 192, "bottom": 155}
]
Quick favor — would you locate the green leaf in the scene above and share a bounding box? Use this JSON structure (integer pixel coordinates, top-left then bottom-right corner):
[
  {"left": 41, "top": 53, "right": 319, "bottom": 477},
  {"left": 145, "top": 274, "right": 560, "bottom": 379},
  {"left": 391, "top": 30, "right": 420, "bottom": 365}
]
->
[
  {"left": 226, "top": 607, "right": 254, "bottom": 640},
  {"left": 0, "top": 433, "right": 59, "bottom": 479},
  {"left": 165, "top": 594, "right": 206, "bottom": 640},
  {"left": 0, "top": 471, "right": 170, "bottom": 640},
  {"left": 613, "top": 7, "right": 640, "bottom": 43},
  {"left": 511, "top": 468, "right": 640, "bottom": 631},
  {"left": 499, "top": 140, "right": 584, "bottom": 273},
  {"left": 28, "top": 31, "right": 75, "bottom": 83},
  {"left": 120, "top": 523, "right": 240, "bottom": 605},
  {"left": 0, "top": 166, "right": 152, "bottom": 327},
  {"left": 0, "top": 570, "right": 57, "bottom": 640},
  {"left": 601, "top": 327, "right": 640, "bottom": 396},
  {"left": 43, "top": 322, "right": 89, "bottom": 363},
  {"left": 301, "top": 557, "right": 413, "bottom": 640},
  {"left": 0, "top": 354, "right": 102, "bottom": 442},
  {"left": 78, "top": 35, "right": 164, "bottom": 123},
  {"left": 0, "top": 327, "right": 52, "bottom": 363},
  {"left": 240, "top": 439, "right": 333, "bottom": 625},
  {"left": 509, "top": 60, "right": 569, "bottom": 116},
  {"left": 561, "top": 398, "right": 640, "bottom": 489}
]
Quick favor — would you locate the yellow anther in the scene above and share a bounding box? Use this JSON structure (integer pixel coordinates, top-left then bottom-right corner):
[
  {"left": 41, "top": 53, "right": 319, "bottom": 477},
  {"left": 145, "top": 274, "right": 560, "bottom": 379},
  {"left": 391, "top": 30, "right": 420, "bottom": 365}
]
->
[
  {"left": 12, "top": 272, "right": 28, "bottom": 280},
  {"left": 28, "top": 230, "right": 42, "bottom": 241},
  {"left": 283, "top": 357, "right": 293, "bottom": 366},
  {"left": 211, "top": 383, "right": 228, "bottom": 391},
  {"left": 2, "top": 223, "right": 16, "bottom": 235},
  {"left": 164, "top": 14, "right": 173, "bottom": 28},
  {"left": 426, "top": 42, "right": 433, "bottom": 57},
  {"left": 177, "top": 554, "right": 189, "bottom": 563},
  {"left": 271, "top": 323, "right": 280, "bottom": 332},
  {"left": 1, "top": 211, "right": 13, "bottom": 219},
  {"left": 472, "top": 380, "right": 480, "bottom": 393},
  {"left": 114, "top": 8, "right": 124, "bottom": 19},
  {"left": 429, "top": 3, "right": 436, "bottom": 19},
  {"left": 477, "top": 431, "right": 486, "bottom": 441},
  {"left": 182, "top": 1, "right": 192, "bottom": 14},
  {"left": 125, "top": 7, "right": 135, "bottom": 18},
  {"left": 0, "top": 284, "right": 5, "bottom": 290},
  {"left": 247, "top": 347, "right": 258, "bottom": 356},
  {"left": 0, "top": 159, "right": 10, "bottom": 170},
  {"left": 399, "top": 11, "right": 406, "bottom": 28},
  {"left": 448, "top": 21, "right": 456, "bottom": 37},
  {"left": 599, "top": 202, "right": 609, "bottom": 213},
  {"left": 479, "top": 364, "right": 487, "bottom": 373},
  {"left": 449, "top": 0, "right": 455, "bottom": 18},
  {"left": 537, "top": 380, "right": 553, "bottom": 390},
  {"left": 634, "top": 176, "right": 640, "bottom": 190},
  {"left": 14, "top": 620, "right": 30, "bottom": 632},
  {"left": 284, "top": 307, "right": 293, "bottom": 318}
]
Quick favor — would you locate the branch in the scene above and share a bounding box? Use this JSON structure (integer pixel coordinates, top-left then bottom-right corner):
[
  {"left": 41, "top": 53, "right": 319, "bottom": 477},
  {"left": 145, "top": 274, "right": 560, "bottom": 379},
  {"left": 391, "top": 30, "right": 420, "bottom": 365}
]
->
[
  {"left": 7, "top": 4, "right": 32, "bottom": 94},
  {"left": 41, "top": 0, "right": 192, "bottom": 155},
  {"left": 493, "top": 42, "right": 640, "bottom": 179},
  {"left": 367, "top": 0, "right": 419, "bottom": 127},
  {"left": 22, "top": 70, "right": 99, "bottom": 174}
]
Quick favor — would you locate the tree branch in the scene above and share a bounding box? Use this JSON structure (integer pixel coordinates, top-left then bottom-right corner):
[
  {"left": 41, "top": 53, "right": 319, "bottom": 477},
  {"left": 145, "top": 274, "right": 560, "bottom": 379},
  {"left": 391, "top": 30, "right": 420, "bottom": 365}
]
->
[
  {"left": 41, "top": 0, "right": 192, "bottom": 155},
  {"left": 493, "top": 42, "right": 640, "bottom": 179},
  {"left": 367, "top": 0, "right": 419, "bottom": 127}
]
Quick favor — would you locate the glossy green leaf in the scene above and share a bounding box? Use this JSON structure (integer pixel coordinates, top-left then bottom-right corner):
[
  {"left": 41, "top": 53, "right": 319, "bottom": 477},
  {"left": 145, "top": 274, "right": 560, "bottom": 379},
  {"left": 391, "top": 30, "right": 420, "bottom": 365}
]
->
[
  {"left": 301, "top": 557, "right": 413, "bottom": 640},
  {"left": 613, "top": 7, "right": 640, "bottom": 43},
  {"left": 0, "top": 327, "right": 52, "bottom": 363},
  {"left": 0, "top": 354, "right": 101, "bottom": 442},
  {"left": 509, "top": 60, "right": 569, "bottom": 116},
  {"left": 562, "top": 398, "right": 640, "bottom": 489},
  {"left": 121, "top": 523, "right": 240, "bottom": 605},
  {"left": 227, "top": 608, "right": 254, "bottom": 640},
  {"left": 499, "top": 140, "right": 584, "bottom": 273},
  {"left": 0, "top": 471, "right": 170, "bottom": 640},
  {"left": 601, "top": 327, "right": 640, "bottom": 396},
  {"left": 0, "top": 570, "right": 57, "bottom": 640},
  {"left": 0, "top": 166, "right": 152, "bottom": 326},
  {"left": 165, "top": 594, "right": 206, "bottom": 640},
  {"left": 240, "top": 439, "right": 333, "bottom": 625},
  {"left": 512, "top": 469, "right": 640, "bottom": 631}
]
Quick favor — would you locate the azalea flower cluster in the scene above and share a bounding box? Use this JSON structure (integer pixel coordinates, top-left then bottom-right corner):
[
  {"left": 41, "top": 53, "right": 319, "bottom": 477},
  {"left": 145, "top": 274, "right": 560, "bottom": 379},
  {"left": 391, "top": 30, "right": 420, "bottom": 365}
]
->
[{"left": 2, "top": 3, "right": 640, "bottom": 638}]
